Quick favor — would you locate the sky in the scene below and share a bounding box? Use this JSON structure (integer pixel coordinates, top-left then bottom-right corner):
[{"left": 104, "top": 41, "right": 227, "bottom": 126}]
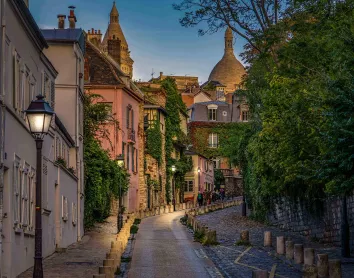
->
[{"left": 30, "top": 0, "right": 246, "bottom": 83}]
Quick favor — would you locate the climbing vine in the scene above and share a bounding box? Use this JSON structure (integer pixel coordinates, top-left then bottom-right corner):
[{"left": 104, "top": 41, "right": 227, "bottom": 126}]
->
[
  {"left": 145, "top": 120, "right": 162, "bottom": 164},
  {"left": 83, "top": 93, "right": 130, "bottom": 229},
  {"left": 162, "top": 78, "right": 192, "bottom": 203}
]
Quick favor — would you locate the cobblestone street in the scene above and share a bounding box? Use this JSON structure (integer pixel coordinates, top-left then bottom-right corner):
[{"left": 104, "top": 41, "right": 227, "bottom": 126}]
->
[
  {"left": 18, "top": 216, "right": 117, "bottom": 278},
  {"left": 196, "top": 205, "right": 354, "bottom": 278}
]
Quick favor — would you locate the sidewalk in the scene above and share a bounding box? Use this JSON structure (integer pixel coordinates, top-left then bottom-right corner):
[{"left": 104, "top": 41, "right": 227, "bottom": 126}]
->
[
  {"left": 18, "top": 216, "right": 117, "bottom": 278},
  {"left": 196, "top": 206, "right": 354, "bottom": 278}
]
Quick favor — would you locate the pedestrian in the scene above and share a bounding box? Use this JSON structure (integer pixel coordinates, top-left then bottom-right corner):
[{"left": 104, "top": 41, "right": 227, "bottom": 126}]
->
[{"left": 197, "top": 192, "right": 203, "bottom": 207}]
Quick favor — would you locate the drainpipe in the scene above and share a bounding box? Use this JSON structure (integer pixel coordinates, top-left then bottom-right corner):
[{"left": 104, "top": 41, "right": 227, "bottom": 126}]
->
[{"left": 0, "top": 0, "right": 6, "bottom": 275}]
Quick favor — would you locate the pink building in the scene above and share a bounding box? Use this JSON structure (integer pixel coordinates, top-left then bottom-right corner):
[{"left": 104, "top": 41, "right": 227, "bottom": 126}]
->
[
  {"left": 184, "top": 150, "right": 214, "bottom": 205},
  {"left": 84, "top": 40, "right": 143, "bottom": 212}
]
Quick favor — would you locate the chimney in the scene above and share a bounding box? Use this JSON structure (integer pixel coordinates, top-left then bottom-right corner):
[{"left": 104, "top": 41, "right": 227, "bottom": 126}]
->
[
  {"left": 160, "top": 72, "right": 163, "bottom": 79},
  {"left": 57, "top": 14, "right": 66, "bottom": 29},
  {"left": 68, "top": 6, "right": 77, "bottom": 29}
]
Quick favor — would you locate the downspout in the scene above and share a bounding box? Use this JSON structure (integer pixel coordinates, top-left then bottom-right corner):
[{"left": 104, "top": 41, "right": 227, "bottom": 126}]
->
[{"left": 0, "top": 0, "right": 6, "bottom": 275}]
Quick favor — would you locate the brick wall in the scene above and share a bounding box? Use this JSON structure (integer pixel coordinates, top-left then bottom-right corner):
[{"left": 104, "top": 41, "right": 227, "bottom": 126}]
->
[{"left": 267, "top": 194, "right": 354, "bottom": 248}]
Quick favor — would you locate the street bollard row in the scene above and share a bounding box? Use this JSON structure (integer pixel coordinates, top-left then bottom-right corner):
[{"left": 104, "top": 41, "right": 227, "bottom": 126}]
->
[
  {"left": 93, "top": 214, "right": 136, "bottom": 278},
  {"left": 253, "top": 231, "right": 342, "bottom": 278}
]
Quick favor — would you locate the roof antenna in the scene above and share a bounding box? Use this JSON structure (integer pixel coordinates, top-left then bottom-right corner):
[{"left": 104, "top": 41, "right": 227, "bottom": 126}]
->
[{"left": 151, "top": 68, "right": 155, "bottom": 79}]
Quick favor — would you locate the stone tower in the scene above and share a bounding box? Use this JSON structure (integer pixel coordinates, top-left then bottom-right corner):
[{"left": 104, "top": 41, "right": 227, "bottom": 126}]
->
[
  {"left": 208, "top": 27, "right": 246, "bottom": 93},
  {"left": 102, "top": 1, "right": 134, "bottom": 78}
]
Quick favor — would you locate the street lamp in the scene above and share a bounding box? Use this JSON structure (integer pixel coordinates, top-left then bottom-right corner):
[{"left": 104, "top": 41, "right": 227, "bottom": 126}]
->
[
  {"left": 116, "top": 154, "right": 124, "bottom": 233},
  {"left": 197, "top": 167, "right": 201, "bottom": 192},
  {"left": 25, "top": 95, "right": 54, "bottom": 278},
  {"left": 171, "top": 165, "right": 176, "bottom": 211}
]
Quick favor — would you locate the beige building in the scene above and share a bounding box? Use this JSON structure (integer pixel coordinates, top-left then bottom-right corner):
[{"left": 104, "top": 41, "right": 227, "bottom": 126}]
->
[
  {"left": 0, "top": 2, "right": 83, "bottom": 277},
  {"left": 41, "top": 8, "right": 85, "bottom": 242}
]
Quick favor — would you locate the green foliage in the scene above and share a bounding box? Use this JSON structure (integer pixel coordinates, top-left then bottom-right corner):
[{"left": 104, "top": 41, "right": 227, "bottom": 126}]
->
[
  {"left": 183, "top": 1, "right": 354, "bottom": 219},
  {"left": 235, "top": 240, "right": 252, "bottom": 247},
  {"left": 145, "top": 120, "right": 162, "bottom": 163},
  {"left": 161, "top": 78, "right": 191, "bottom": 203},
  {"left": 193, "top": 230, "right": 205, "bottom": 243},
  {"left": 84, "top": 93, "right": 130, "bottom": 229},
  {"left": 133, "top": 218, "right": 141, "bottom": 225},
  {"left": 214, "top": 169, "right": 225, "bottom": 191},
  {"left": 130, "top": 224, "right": 139, "bottom": 234},
  {"left": 55, "top": 157, "right": 67, "bottom": 168}
]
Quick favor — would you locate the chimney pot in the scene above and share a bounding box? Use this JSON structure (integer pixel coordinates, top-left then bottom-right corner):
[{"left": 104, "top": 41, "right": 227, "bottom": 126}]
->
[
  {"left": 57, "top": 14, "right": 66, "bottom": 29},
  {"left": 98, "top": 30, "right": 101, "bottom": 34},
  {"left": 68, "top": 6, "right": 77, "bottom": 29},
  {"left": 160, "top": 72, "right": 163, "bottom": 78},
  {"left": 95, "top": 30, "right": 97, "bottom": 34}
]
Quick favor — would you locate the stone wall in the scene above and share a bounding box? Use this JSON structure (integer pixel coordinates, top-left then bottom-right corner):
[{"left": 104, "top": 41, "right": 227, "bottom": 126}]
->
[
  {"left": 225, "top": 177, "right": 243, "bottom": 197},
  {"left": 267, "top": 195, "right": 354, "bottom": 249}
]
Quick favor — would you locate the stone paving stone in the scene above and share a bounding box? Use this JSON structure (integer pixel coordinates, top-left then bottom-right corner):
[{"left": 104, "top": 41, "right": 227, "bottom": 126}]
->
[
  {"left": 18, "top": 216, "right": 117, "bottom": 278},
  {"left": 197, "top": 206, "right": 354, "bottom": 278}
]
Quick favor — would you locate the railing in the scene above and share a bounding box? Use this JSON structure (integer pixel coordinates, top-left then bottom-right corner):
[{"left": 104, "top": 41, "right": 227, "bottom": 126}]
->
[
  {"left": 128, "top": 128, "right": 136, "bottom": 143},
  {"left": 217, "top": 168, "right": 234, "bottom": 177}
]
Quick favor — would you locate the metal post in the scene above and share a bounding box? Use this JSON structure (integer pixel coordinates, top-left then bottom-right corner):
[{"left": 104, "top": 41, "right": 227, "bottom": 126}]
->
[
  {"left": 341, "top": 195, "right": 350, "bottom": 257},
  {"left": 172, "top": 175, "right": 176, "bottom": 211},
  {"left": 118, "top": 174, "right": 123, "bottom": 233},
  {"left": 33, "top": 139, "right": 43, "bottom": 278}
]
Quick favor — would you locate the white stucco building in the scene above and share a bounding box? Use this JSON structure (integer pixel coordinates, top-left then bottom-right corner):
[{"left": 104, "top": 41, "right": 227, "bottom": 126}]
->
[{"left": 0, "top": 1, "right": 84, "bottom": 277}]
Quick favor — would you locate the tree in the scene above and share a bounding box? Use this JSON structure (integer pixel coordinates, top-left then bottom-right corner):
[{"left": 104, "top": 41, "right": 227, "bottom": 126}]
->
[{"left": 83, "top": 93, "right": 129, "bottom": 228}]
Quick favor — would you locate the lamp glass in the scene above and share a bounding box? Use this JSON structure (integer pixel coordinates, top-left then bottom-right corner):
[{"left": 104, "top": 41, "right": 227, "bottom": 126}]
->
[
  {"left": 171, "top": 165, "right": 176, "bottom": 172},
  {"left": 116, "top": 155, "right": 125, "bottom": 167},
  {"left": 197, "top": 167, "right": 201, "bottom": 173},
  {"left": 27, "top": 113, "right": 52, "bottom": 134}
]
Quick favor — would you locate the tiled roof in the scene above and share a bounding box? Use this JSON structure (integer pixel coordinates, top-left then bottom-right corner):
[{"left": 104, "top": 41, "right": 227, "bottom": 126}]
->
[
  {"left": 188, "top": 100, "right": 229, "bottom": 110},
  {"left": 41, "top": 28, "right": 85, "bottom": 54}
]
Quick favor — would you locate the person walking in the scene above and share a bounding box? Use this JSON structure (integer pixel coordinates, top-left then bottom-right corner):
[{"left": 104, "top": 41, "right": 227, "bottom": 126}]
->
[{"left": 197, "top": 192, "right": 203, "bottom": 207}]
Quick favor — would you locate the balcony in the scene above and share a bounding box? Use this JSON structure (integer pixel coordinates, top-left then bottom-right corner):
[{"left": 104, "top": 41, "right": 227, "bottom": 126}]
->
[
  {"left": 218, "top": 168, "right": 235, "bottom": 177},
  {"left": 127, "top": 128, "right": 136, "bottom": 143}
]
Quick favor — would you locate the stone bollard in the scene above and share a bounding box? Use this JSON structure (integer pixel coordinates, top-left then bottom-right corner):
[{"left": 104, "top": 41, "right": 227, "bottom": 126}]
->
[
  {"left": 317, "top": 254, "right": 329, "bottom": 278},
  {"left": 205, "top": 230, "right": 217, "bottom": 245},
  {"left": 328, "top": 259, "right": 341, "bottom": 278},
  {"left": 103, "top": 259, "right": 116, "bottom": 276},
  {"left": 205, "top": 205, "right": 209, "bottom": 213},
  {"left": 294, "top": 244, "right": 304, "bottom": 264},
  {"left": 304, "top": 248, "right": 315, "bottom": 265},
  {"left": 303, "top": 265, "right": 317, "bottom": 278},
  {"left": 169, "top": 206, "right": 174, "bottom": 213},
  {"left": 285, "top": 241, "right": 294, "bottom": 259},
  {"left": 240, "top": 230, "right": 250, "bottom": 243},
  {"left": 264, "top": 231, "right": 272, "bottom": 247},
  {"left": 183, "top": 203, "right": 186, "bottom": 210},
  {"left": 99, "top": 266, "right": 113, "bottom": 278},
  {"left": 93, "top": 275, "right": 106, "bottom": 278},
  {"left": 252, "top": 270, "right": 268, "bottom": 278},
  {"left": 276, "top": 236, "right": 285, "bottom": 255}
]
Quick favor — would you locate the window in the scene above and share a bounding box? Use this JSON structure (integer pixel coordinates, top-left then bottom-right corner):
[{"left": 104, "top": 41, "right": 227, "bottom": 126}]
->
[
  {"left": 62, "top": 196, "right": 68, "bottom": 221},
  {"left": 242, "top": 111, "right": 249, "bottom": 122},
  {"left": 208, "top": 108, "right": 217, "bottom": 121},
  {"left": 184, "top": 180, "right": 194, "bottom": 192},
  {"left": 28, "top": 168, "right": 35, "bottom": 230},
  {"left": 135, "top": 149, "right": 138, "bottom": 173},
  {"left": 127, "top": 144, "right": 130, "bottom": 171},
  {"left": 103, "top": 102, "right": 113, "bottom": 119},
  {"left": 13, "top": 156, "right": 21, "bottom": 227},
  {"left": 126, "top": 106, "right": 130, "bottom": 128},
  {"left": 122, "top": 142, "right": 126, "bottom": 160},
  {"left": 21, "top": 164, "right": 30, "bottom": 227},
  {"left": 132, "top": 147, "right": 135, "bottom": 171},
  {"left": 208, "top": 133, "right": 218, "bottom": 148},
  {"left": 13, "top": 52, "right": 21, "bottom": 111},
  {"left": 213, "top": 159, "right": 220, "bottom": 169}
]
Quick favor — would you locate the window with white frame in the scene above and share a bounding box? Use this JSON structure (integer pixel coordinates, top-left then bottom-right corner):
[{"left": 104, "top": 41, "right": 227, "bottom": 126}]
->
[
  {"left": 208, "top": 108, "right": 217, "bottom": 121},
  {"left": 21, "top": 163, "right": 30, "bottom": 227},
  {"left": 213, "top": 159, "right": 221, "bottom": 169},
  {"left": 13, "top": 52, "right": 21, "bottom": 111},
  {"left": 42, "top": 158, "right": 49, "bottom": 210},
  {"left": 242, "top": 110, "right": 249, "bottom": 122},
  {"left": 24, "top": 69, "right": 31, "bottom": 114},
  {"left": 208, "top": 133, "right": 218, "bottom": 148},
  {"left": 184, "top": 180, "right": 194, "bottom": 192},
  {"left": 72, "top": 203, "right": 77, "bottom": 226},
  {"left": 13, "top": 156, "right": 21, "bottom": 228},
  {"left": 28, "top": 168, "right": 35, "bottom": 230},
  {"left": 62, "top": 196, "right": 68, "bottom": 221}
]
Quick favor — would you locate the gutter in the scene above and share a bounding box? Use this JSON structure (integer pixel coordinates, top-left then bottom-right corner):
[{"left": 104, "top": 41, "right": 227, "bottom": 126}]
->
[{"left": 0, "top": 0, "right": 6, "bottom": 275}]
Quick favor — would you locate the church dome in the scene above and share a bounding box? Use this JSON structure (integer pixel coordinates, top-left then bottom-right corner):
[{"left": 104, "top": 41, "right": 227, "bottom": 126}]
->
[{"left": 208, "top": 28, "right": 246, "bottom": 92}]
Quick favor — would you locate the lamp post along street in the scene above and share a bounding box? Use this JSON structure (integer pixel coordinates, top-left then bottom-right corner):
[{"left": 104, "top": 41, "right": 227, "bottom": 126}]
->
[
  {"left": 172, "top": 165, "right": 176, "bottom": 211},
  {"left": 197, "top": 167, "right": 201, "bottom": 192},
  {"left": 25, "top": 95, "right": 54, "bottom": 278}
]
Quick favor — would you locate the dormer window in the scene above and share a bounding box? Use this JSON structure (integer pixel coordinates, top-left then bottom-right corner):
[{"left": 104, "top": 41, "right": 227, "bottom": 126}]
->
[
  {"left": 207, "top": 104, "right": 218, "bottom": 121},
  {"left": 208, "top": 108, "right": 217, "bottom": 121}
]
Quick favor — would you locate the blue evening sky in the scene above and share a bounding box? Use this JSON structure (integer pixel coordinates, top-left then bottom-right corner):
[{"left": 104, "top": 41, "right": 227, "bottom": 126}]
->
[{"left": 30, "top": 0, "right": 246, "bottom": 83}]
